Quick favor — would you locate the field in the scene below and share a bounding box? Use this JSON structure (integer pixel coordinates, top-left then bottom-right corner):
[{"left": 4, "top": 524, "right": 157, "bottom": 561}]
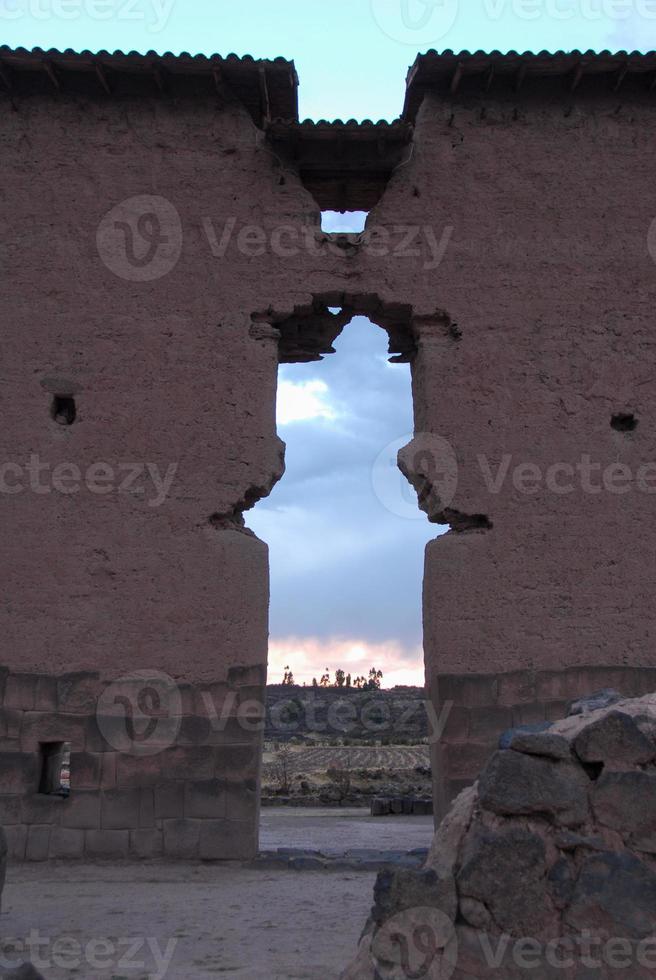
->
[{"left": 261, "top": 742, "right": 431, "bottom": 806}]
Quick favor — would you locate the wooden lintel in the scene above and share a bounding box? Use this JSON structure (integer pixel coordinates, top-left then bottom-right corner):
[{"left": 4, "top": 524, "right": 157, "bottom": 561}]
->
[
  {"left": 258, "top": 65, "right": 270, "bottom": 122},
  {"left": 570, "top": 63, "right": 583, "bottom": 93},
  {"left": 152, "top": 65, "right": 167, "bottom": 93},
  {"left": 515, "top": 64, "right": 527, "bottom": 92},
  {"left": 613, "top": 63, "right": 629, "bottom": 93},
  {"left": 43, "top": 60, "right": 60, "bottom": 91},
  {"left": 94, "top": 62, "right": 111, "bottom": 95},
  {"left": 450, "top": 63, "right": 463, "bottom": 94}
]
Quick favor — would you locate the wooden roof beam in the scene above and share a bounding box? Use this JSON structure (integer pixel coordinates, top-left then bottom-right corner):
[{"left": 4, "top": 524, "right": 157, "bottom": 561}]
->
[
  {"left": 94, "top": 62, "right": 112, "bottom": 95},
  {"left": 43, "top": 60, "right": 60, "bottom": 91}
]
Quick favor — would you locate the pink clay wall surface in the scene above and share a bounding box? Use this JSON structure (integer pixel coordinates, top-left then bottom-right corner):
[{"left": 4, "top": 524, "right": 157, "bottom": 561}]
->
[{"left": 3, "top": 82, "right": 656, "bottom": 692}]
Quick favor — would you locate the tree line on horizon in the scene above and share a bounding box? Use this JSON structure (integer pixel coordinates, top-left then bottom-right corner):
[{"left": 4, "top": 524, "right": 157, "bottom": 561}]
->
[{"left": 280, "top": 666, "right": 383, "bottom": 690}]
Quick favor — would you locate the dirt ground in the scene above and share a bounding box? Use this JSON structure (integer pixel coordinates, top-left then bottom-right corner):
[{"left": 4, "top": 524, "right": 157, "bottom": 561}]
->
[
  {"left": 1, "top": 810, "right": 434, "bottom": 979},
  {"left": 1, "top": 864, "right": 373, "bottom": 979}
]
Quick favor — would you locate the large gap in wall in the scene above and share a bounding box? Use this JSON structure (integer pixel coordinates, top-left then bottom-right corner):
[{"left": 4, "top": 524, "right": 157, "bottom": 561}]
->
[{"left": 249, "top": 314, "right": 443, "bottom": 847}]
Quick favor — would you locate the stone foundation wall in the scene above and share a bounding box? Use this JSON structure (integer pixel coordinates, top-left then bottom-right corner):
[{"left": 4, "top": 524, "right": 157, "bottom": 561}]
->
[
  {"left": 0, "top": 665, "right": 264, "bottom": 861},
  {"left": 430, "top": 665, "right": 656, "bottom": 821}
]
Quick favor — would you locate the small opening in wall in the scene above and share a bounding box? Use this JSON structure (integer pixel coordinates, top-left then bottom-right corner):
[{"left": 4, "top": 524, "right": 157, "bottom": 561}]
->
[
  {"left": 611, "top": 413, "right": 637, "bottom": 432},
  {"left": 51, "top": 394, "right": 76, "bottom": 426},
  {"left": 38, "top": 741, "right": 71, "bottom": 796},
  {"left": 321, "top": 211, "right": 368, "bottom": 234}
]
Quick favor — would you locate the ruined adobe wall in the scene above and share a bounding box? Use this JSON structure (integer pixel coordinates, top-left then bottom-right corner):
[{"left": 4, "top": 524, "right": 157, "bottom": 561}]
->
[
  {"left": 0, "top": 89, "right": 337, "bottom": 859},
  {"left": 362, "top": 90, "right": 656, "bottom": 815},
  {"left": 1, "top": 91, "right": 326, "bottom": 685},
  {"left": 3, "top": 79, "right": 656, "bottom": 850}
]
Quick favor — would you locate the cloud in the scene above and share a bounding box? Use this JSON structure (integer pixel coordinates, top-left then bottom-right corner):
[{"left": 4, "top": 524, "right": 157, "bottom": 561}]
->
[
  {"left": 277, "top": 379, "right": 338, "bottom": 425},
  {"left": 268, "top": 636, "right": 426, "bottom": 688}
]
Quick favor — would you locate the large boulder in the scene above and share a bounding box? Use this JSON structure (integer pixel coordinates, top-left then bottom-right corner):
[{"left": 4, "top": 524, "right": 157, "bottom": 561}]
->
[
  {"left": 341, "top": 692, "right": 656, "bottom": 979},
  {"left": 478, "top": 749, "right": 590, "bottom": 827}
]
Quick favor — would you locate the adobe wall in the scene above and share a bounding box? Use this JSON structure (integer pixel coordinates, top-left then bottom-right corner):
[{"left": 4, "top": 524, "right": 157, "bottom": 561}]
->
[
  {"left": 2, "top": 73, "right": 656, "bottom": 851},
  {"left": 376, "top": 91, "right": 656, "bottom": 816}
]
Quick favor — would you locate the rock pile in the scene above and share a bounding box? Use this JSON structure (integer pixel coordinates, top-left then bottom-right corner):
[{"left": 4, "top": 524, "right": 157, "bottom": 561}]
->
[{"left": 341, "top": 692, "right": 656, "bottom": 979}]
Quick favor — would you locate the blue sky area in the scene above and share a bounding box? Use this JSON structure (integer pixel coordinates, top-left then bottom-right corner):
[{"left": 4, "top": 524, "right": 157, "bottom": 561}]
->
[{"left": 4, "top": 2, "right": 653, "bottom": 684}]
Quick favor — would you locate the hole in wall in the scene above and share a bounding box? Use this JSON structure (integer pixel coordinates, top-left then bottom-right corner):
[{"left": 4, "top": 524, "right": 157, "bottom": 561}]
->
[
  {"left": 38, "top": 741, "right": 70, "bottom": 796},
  {"left": 611, "top": 413, "right": 637, "bottom": 432},
  {"left": 321, "top": 211, "right": 368, "bottom": 234},
  {"left": 250, "top": 314, "right": 440, "bottom": 691},
  {"left": 51, "top": 394, "right": 76, "bottom": 426}
]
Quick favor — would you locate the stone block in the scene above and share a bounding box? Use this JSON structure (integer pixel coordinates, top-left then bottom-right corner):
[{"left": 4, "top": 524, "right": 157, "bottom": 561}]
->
[
  {"left": 593, "top": 770, "right": 656, "bottom": 839},
  {"left": 371, "top": 798, "right": 390, "bottom": 816},
  {"left": 20, "top": 712, "right": 87, "bottom": 752},
  {"left": 49, "top": 827, "right": 84, "bottom": 859},
  {"left": 511, "top": 701, "right": 549, "bottom": 726},
  {"left": 446, "top": 741, "right": 493, "bottom": 780},
  {"left": 154, "top": 780, "right": 185, "bottom": 820},
  {"left": 227, "top": 664, "right": 266, "bottom": 690},
  {"left": 436, "top": 674, "right": 499, "bottom": 709},
  {"left": 574, "top": 711, "right": 656, "bottom": 766},
  {"left": 0, "top": 709, "right": 23, "bottom": 739},
  {"left": 564, "top": 851, "right": 656, "bottom": 940},
  {"left": 196, "top": 683, "right": 231, "bottom": 725},
  {"left": 100, "top": 753, "right": 117, "bottom": 788},
  {"left": 536, "top": 669, "right": 586, "bottom": 702},
  {"left": 198, "top": 819, "right": 256, "bottom": 861},
  {"left": 57, "top": 672, "right": 101, "bottom": 714},
  {"left": 185, "top": 779, "right": 227, "bottom": 820},
  {"left": 159, "top": 745, "right": 215, "bottom": 780},
  {"left": 441, "top": 705, "right": 469, "bottom": 741},
  {"left": 479, "top": 750, "right": 590, "bottom": 827},
  {"left": 0, "top": 796, "right": 22, "bottom": 824},
  {"left": 21, "top": 794, "right": 65, "bottom": 826},
  {"left": 4, "top": 825, "right": 26, "bottom": 860},
  {"left": 176, "top": 714, "right": 212, "bottom": 746},
  {"left": 130, "top": 829, "right": 163, "bottom": 859},
  {"left": 469, "top": 705, "right": 513, "bottom": 739},
  {"left": 25, "top": 825, "right": 51, "bottom": 862},
  {"left": 457, "top": 827, "right": 549, "bottom": 937},
  {"left": 496, "top": 670, "right": 537, "bottom": 707},
  {"left": 215, "top": 742, "right": 259, "bottom": 778},
  {"left": 140, "top": 789, "right": 155, "bottom": 827},
  {"left": 115, "top": 752, "right": 163, "bottom": 788},
  {"left": 101, "top": 789, "right": 141, "bottom": 829},
  {"left": 85, "top": 829, "right": 129, "bottom": 859},
  {"left": 542, "top": 699, "right": 572, "bottom": 722},
  {"left": 69, "top": 751, "right": 102, "bottom": 790},
  {"left": 413, "top": 799, "right": 433, "bottom": 816},
  {"left": 163, "top": 819, "right": 200, "bottom": 859},
  {"left": 509, "top": 731, "right": 571, "bottom": 760},
  {"left": 34, "top": 675, "right": 58, "bottom": 712},
  {"left": 60, "top": 792, "right": 101, "bottom": 830},
  {"left": 4, "top": 673, "right": 37, "bottom": 711},
  {"left": 0, "top": 752, "right": 38, "bottom": 793}
]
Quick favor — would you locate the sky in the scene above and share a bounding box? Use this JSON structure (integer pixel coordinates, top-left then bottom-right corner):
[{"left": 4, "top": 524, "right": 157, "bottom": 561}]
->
[{"left": 3, "top": 1, "right": 653, "bottom": 686}]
